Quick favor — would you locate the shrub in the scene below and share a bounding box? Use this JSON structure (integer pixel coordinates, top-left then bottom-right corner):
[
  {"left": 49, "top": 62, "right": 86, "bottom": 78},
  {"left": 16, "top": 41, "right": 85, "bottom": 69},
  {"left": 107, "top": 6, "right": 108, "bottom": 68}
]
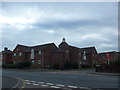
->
[
  {"left": 72, "top": 63, "right": 78, "bottom": 69},
  {"left": 82, "top": 65, "right": 91, "bottom": 68},
  {"left": 2, "top": 64, "right": 17, "bottom": 69},
  {"left": 17, "top": 62, "right": 31, "bottom": 69},
  {"left": 110, "top": 59, "right": 120, "bottom": 66},
  {"left": 64, "top": 60, "right": 72, "bottom": 70},
  {"left": 53, "top": 63, "right": 60, "bottom": 69}
]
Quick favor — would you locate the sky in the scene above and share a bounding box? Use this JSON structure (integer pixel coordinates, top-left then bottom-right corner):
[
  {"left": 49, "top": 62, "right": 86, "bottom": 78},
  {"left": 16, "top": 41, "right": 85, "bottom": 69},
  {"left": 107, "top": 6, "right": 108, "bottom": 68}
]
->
[{"left": 0, "top": 2, "right": 118, "bottom": 53}]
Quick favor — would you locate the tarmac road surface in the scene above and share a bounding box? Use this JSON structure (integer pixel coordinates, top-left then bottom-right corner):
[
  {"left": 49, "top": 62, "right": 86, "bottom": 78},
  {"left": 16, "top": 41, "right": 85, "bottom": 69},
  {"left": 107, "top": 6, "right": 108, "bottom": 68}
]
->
[{"left": 2, "top": 69, "right": 119, "bottom": 89}]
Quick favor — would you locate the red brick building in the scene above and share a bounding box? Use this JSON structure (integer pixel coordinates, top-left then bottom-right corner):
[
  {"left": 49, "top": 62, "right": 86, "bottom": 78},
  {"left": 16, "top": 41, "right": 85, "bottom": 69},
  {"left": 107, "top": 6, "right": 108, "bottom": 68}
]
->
[
  {"left": 2, "top": 38, "right": 119, "bottom": 69},
  {"left": 1, "top": 47, "right": 12, "bottom": 64},
  {"left": 52, "top": 38, "right": 98, "bottom": 69},
  {"left": 12, "top": 43, "right": 57, "bottom": 69},
  {"left": 97, "top": 51, "right": 119, "bottom": 64}
]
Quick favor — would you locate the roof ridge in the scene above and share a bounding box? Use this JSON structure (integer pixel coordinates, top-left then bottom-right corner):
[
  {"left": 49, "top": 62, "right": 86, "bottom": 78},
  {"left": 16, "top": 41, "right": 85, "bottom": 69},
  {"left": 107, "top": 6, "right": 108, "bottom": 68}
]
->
[
  {"left": 81, "top": 46, "right": 95, "bottom": 49},
  {"left": 29, "top": 43, "right": 54, "bottom": 48}
]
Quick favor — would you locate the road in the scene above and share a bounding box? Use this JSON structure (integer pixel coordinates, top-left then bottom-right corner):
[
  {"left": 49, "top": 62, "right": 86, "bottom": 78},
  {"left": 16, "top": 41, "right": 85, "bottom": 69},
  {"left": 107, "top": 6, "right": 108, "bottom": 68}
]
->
[
  {"left": 2, "top": 76, "right": 18, "bottom": 88},
  {"left": 2, "top": 69, "right": 119, "bottom": 89}
]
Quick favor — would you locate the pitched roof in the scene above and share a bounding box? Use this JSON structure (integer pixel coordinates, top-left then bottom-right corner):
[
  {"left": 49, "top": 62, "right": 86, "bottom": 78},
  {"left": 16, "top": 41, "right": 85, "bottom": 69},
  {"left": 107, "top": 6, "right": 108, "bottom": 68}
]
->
[
  {"left": 2, "top": 50, "right": 12, "bottom": 54},
  {"left": 17, "top": 43, "right": 56, "bottom": 52},
  {"left": 98, "top": 51, "right": 118, "bottom": 57},
  {"left": 81, "top": 46, "right": 97, "bottom": 53},
  {"left": 59, "top": 42, "right": 69, "bottom": 46}
]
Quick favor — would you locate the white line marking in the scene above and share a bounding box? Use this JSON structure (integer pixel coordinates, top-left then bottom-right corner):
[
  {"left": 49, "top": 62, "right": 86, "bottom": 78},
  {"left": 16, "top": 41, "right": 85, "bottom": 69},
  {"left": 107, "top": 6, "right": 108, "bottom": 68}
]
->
[
  {"left": 31, "top": 81, "right": 36, "bottom": 83},
  {"left": 25, "top": 80, "right": 30, "bottom": 82},
  {"left": 38, "top": 82, "right": 45, "bottom": 84},
  {"left": 80, "top": 87, "right": 90, "bottom": 89},
  {"left": 26, "top": 83, "right": 31, "bottom": 85},
  {"left": 50, "top": 86, "right": 60, "bottom": 88},
  {"left": 67, "top": 85, "right": 78, "bottom": 88},
  {"left": 56, "top": 84, "right": 64, "bottom": 87},
  {"left": 41, "top": 85, "right": 49, "bottom": 87},
  {"left": 46, "top": 83, "right": 54, "bottom": 85},
  {"left": 33, "top": 83, "right": 39, "bottom": 86}
]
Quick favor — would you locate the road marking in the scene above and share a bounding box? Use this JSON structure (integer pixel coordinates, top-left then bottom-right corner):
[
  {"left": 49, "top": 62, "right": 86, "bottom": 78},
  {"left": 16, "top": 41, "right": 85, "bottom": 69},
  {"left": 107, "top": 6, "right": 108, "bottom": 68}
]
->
[
  {"left": 80, "top": 87, "right": 90, "bottom": 89},
  {"left": 41, "top": 85, "right": 49, "bottom": 87},
  {"left": 25, "top": 80, "right": 30, "bottom": 82},
  {"left": 46, "top": 83, "right": 54, "bottom": 85},
  {"left": 56, "top": 84, "right": 64, "bottom": 87},
  {"left": 31, "top": 81, "right": 36, "bottom": 83},
  {"left": 50, "top": 86, "right": 60, "bottom": 88},
  {"left": 33, "top": 83, "right": 39, "bottom": 86},
  {"left": 38, "top": 82, "right": 45, "bottom": 84},
  {"left": 67, "top": 85, "right": 78, "bottom": 88},
  {"left": 26, "top": 83, "right": 31, "bottom": 85}
]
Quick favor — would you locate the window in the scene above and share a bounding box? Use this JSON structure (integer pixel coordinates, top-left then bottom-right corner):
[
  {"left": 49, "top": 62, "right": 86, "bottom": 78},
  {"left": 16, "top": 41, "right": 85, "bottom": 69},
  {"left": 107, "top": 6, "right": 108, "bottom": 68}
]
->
[
  {"left": 19, "top": 52, "right": 22, "bottom": 56},
  {"left": 31, "top": 49, "right": 34, "bottom": 59},
  {"left": 79, "top": 52, "right": 81, "bottom": 56},
  {"left": 39, "top": 51, "right": 42, "bottom": 54},
  {"left": 66, "top": 50, "right": 69, "bottom": 53},
  {"left": 32, "top": 60, "right": 35, "bottom": 64},
  {"left": 83, "top": 51, "right": 86, "bottom": 60},
  {"left": 38, "top": 60, "right": 41, "bottom": 64},
  {"left": 79, "top": 61, "right": 82, "bottom": 64},
  {"left": 14, "top": 53, "right": 16, "bottom": 56}
]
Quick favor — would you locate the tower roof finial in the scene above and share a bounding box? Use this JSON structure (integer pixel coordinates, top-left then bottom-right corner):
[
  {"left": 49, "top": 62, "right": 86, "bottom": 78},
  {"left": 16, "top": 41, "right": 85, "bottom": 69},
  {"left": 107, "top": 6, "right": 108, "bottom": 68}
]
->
[{"left": 62, "top": 37, "right": 65, "bottom": 42}]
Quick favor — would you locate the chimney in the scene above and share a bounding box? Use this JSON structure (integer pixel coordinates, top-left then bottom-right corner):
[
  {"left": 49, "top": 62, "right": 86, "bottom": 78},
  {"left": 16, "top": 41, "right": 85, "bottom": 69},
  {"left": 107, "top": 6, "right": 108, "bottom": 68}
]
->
[{"left": 4, "top": 47, "right": 8, "bottom": 51}]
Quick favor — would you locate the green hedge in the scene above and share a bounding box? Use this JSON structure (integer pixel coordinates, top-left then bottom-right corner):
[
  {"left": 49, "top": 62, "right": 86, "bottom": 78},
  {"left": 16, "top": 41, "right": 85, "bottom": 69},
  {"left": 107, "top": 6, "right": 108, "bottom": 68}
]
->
[
  {"left": 53, "top": 63, "right": 60, "bottom": 69},
  {"left": 2, "top": 61, "right": 31, "bottom": 69},
  {"left": 2, "top": 64, "right": 17, "bottom": 69},
  {"left": 17, "top": 62, "right": 31, "bottom": 69}
]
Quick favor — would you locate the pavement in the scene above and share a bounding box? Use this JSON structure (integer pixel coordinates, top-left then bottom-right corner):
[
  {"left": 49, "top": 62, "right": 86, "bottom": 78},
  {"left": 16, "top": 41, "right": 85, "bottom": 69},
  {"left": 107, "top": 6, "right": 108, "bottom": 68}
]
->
[{"left": 3, "top": 69, "right": 119, "bottom": 76}]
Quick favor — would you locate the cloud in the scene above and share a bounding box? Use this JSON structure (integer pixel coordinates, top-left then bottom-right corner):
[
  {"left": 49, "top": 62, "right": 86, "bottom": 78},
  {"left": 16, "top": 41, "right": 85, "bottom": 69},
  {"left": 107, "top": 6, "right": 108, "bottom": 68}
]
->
[{"left": 1, "top": 2, "right": 118, "bottom": 53}]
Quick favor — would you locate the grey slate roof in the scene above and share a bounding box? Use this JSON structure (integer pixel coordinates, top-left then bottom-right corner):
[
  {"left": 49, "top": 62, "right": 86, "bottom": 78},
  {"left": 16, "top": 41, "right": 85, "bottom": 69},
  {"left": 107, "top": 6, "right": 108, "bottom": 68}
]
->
[
  {"left": 80, "top": 47, "right": 97, "bottom": 53},
  {"left": 59, "top": 42, "right": 69, "bottom": 46},
  {"left": 2, "top": 50, "right": 12, "bottom": 54},
  {"left": 18, "top": 43, "right": 55, "bottom": 52}
]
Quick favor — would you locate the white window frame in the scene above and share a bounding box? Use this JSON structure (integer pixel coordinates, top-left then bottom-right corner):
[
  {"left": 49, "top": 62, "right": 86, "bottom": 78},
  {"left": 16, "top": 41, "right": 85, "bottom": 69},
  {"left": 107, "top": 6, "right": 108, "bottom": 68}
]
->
[
  {"left": 66, "top": 50, "right": 69, "bottom": 53},
  {"left": 79, "top": 52, "right": 81, "bottom": 56},
  {"left": 32, "top": 60, "right": 35, "bottom": 64},
  {"left": 14, "top": 53, "right": 16, "bottom": 56},
  {"left": 83, "top": 51, "right": 86, "bottom": 60},
  {"left": 80, "top": 61, "right": 82, "bottom": 64},
  {"left": 38, "top": 60, "right": 41, "bottom": 64},
  {"left": 19, "top": 52, "right": 22, "bottom": 56},
  {"left": 38, "top": 50, "right": 42, "bottom": 54},
  {"left": 31, "top": 49, "right": 34, "bottom": 59}
]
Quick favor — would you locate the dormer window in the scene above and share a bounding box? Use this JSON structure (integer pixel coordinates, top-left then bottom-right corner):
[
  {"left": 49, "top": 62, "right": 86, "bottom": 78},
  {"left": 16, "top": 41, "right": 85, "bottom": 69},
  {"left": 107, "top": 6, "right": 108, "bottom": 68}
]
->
[{"left": 39, "top": 50, "right": 42, "bottom": 54}]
